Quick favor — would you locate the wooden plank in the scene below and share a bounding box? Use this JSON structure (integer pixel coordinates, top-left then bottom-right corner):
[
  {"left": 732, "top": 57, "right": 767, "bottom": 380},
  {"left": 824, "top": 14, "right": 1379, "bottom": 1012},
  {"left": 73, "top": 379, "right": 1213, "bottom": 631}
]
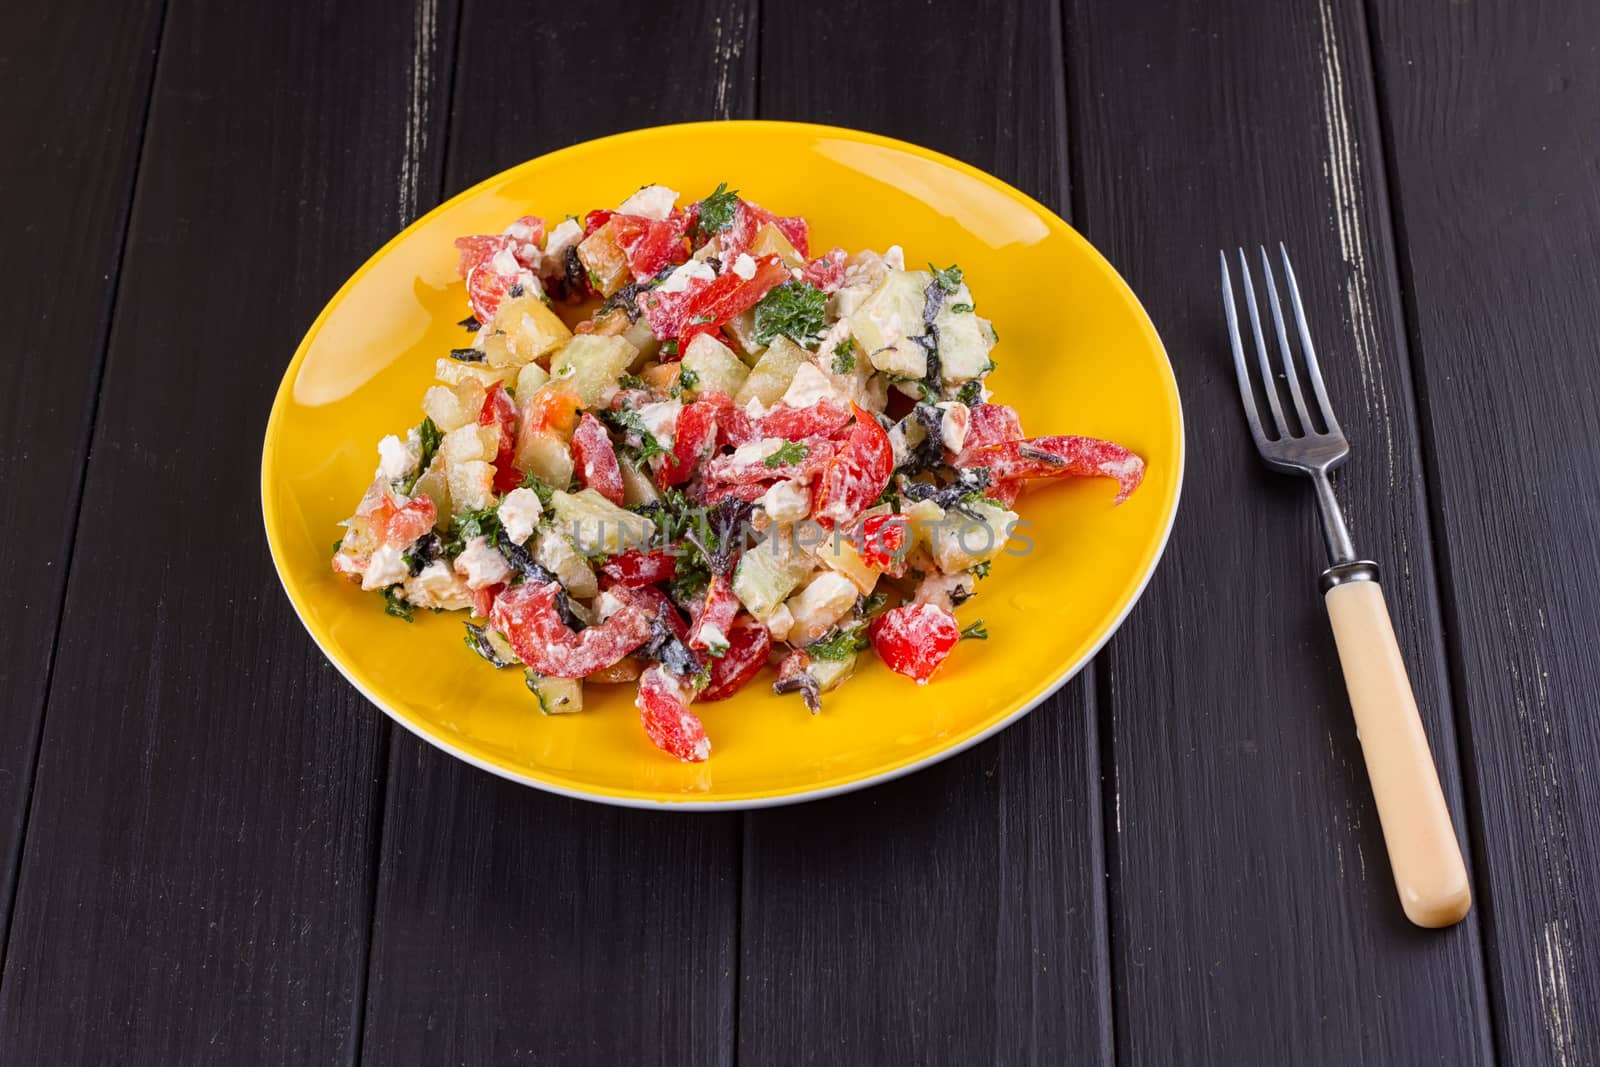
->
[
  {"left": 0, "top": 0, "right": 459, "bottom": 1060},
  {"left": 1367, "top": 2, "right": 1600, "bottom": 1061},
  {"left": 356, "top": 2, "right": 755, "bottom": 1063},
  {"left": 1063, "top": 0, "right": 1495, "bottom": 1061},
  {"left": 737, "top": 3, "right": 1114, "bottom": 1064},
  {"left": 0, "top": 0, "right": 163, "bottom": 951}
]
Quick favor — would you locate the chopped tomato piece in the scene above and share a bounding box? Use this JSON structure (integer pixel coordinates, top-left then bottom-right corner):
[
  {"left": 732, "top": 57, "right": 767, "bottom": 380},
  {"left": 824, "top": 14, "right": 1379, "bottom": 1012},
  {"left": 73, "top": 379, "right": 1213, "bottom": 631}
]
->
[
  {"left": 472, "top": 582, "right": 504, "bottom": 619},
  {"left": 582, "top": 209, "right": 614, "bottom": 237},
  {"left": 728, "top": 201, "right": 810, "bottom": 259},
  {"left": 699, "top": 481, "right": 770, "bottom": 506},
  {"left": 491, "top": 581, "right": 652, "bottom": 678},
  {"left": 609, "top": 212, "right": 690, "bottom": 281},
  {"left": 465, "top": 263, "right": 537, "bottom": 324},
  {"left": 688, "top": 575, "right": 741, "bottom": 654},
  {"left": 637, "top": 666, "right": 711, "bottom": 762},
  {"left": 956, "top": 435, "right": 1145, "bottom": 503},
  {"left": 857, "top": 514, "right": 909, "bottom": 571},
  {"left": 700, "top": 615, "right": 772, "bottom": 701},
  {"left": 813, "top": 403, "right": 894, "bottom": 526},
  {"left": 640, "top": 254, "right": 787, "bottom": 344},
  {"left": 699, "top": 391, "right": 757, "bottom": 449},
  {"left": 800, "top": 247, "right": 847, "bottom": 292},
  {"left": 869, "top": 603, "right": 961, "bottom": 684},
  {"left": 479, "top": 381, "right": 522, "bottom": 493},
  {"left": 606, "top": 583, "right": 689, "bottom": 640},
  {"left": 757, "top": 400, "right": 852, "bottom": 442},
  {"left": 599, "top": 548, "right": 679, "bottom": 588},
  {"left": 454, "top": 234, "right": 512, "bottom": 279},
  {"left": 520, "top": 383, "right": 583, "bottom": 439},
  {"left": 570, "top": 412, "right": 625, "bottom": 504},
  {"left": 658, "top": 400, "right": 719, "bottom": 488},
  {"left": 962, "top": 403, "right": 1025, "bottom": 452},
  {"left": 362, "top": 491, "right": 437, "bottom": 547}
]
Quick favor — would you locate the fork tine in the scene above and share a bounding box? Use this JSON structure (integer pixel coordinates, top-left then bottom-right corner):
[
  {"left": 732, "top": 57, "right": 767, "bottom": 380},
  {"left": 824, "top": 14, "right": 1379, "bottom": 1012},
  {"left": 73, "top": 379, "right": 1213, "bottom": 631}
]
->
[
  {"left": 1278, "top": 243, "right": 1340, "bottom": 433},
  {"left": 1220, "top": 252, "right": 1269, "bottom": 447},
  {"left": 1259, "top": 246, "right": 1315, "bottom": 435},
  {"left": 1236, "top": 249, "right": 1289, "bottom": 437}
]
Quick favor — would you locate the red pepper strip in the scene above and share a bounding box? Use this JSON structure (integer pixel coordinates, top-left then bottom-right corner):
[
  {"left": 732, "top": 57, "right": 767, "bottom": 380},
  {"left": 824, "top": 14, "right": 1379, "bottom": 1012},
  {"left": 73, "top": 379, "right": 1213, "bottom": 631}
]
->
[
  {"left": 637, "top": 666, "right": 711, "bottom": 762},
  {"left": 956, "top": 435, "right": 1146, "bottom": 504}
]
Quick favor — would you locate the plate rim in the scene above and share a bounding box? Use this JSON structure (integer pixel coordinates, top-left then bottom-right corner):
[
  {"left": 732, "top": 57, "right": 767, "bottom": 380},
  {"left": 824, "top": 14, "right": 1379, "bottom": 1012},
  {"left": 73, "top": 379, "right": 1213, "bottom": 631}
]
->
[{"left": 260, "top": 118, "right": 1185, "bottom": 809}]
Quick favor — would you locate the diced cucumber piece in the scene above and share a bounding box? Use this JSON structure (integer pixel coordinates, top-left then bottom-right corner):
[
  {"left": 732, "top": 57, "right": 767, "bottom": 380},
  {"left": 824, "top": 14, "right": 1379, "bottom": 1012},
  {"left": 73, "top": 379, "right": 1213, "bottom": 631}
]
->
[
  {"left": 926, "top": 500, "right": 1019, "bottom": 572},
  {"left": 525, "top": 669, "right": 583, "bottom": 714},
  {"left": 735, "top": 336, "right": 808, "bottom": 407},
  {"left": 549, "top": 334, "right": 639, "bottom": 408},
  {"left": 549, "top": 488, "right": 657, "bottom": 555},
  {"left": 682, "top": 332, "right": 751, "bottom": 397},
  {"left": 808, "top": 653, "right": 857, "bottom": 693},
  {"left": 850, "top": 269, "right": 931, "bottom": 379},
  {"left": 933, "top": 302, "right": 997, "bottom": 382},
  {"left": 732, "top": 529, "right": 815, "bottom": 619},
  {"left": 724, "top": 308, "right": 764, "bottom": 362},
  {"left": 618, "top": 458, "right": 660, "bottom": 507}
]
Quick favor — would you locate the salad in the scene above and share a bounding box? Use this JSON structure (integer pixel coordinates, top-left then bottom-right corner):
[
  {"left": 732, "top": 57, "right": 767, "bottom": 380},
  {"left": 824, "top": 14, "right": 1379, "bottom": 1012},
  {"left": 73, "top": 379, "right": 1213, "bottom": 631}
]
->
[{"left": 331, "top": 183, "right": 1145, "bottom": 762}]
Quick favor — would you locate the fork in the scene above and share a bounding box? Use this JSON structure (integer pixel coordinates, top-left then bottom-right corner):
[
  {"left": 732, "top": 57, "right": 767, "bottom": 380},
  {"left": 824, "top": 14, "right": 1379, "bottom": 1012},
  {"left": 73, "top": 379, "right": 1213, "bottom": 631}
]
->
[{"left": 1220, "top": 245, "right": 1471, "bottom": 928}]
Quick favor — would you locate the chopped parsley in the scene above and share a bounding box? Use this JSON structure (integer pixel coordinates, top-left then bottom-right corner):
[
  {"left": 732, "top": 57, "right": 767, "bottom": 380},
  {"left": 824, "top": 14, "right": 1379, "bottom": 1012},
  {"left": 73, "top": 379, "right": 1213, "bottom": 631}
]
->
[
  {"left": 618, "top": 374, "right": 648, "bottom": 391},
  {"left": 957, "top": 380, "right": 984, "bottom": 406},
  {"left": 753, "top": 281, "right": 827, "bottom": 346},
  {"left": 831, "top": 336, "right": 857, "bottom": 374},
  {"left": 970, "top": 561, "right": 992, "bottom": 580},
  {"left": 690, "top": 313, "right": 716, "bottom": 325},
  {"left": 692, "top": 182, "right": 740, "bottom": 242},
  {"left": 333, "top": 537, "right": 346, "bottom": 557},
  {"left": 519, "top": 471, "right": 557, "bottom": 511},
  {"left": 809, "top": 624, "right": 870, "bottom": 661},
  {"left": 381, "top": 587, "right": 413, "bottom": 622},
  {"left": 599, "top": 407, "right": 672, "bottom": 465},
  {"left": 661, "top": 339, "right": 679, "bottom": 359},
  {"left": 764, "top": 441, "right": 809, "bottom": 468},
  {"left": 929, "top": 263, "right": 964, "bottom": 294},
  {"left": 950, "top": 302, "right": 974, "bottom": 314},
  {"left": 443, "top": 505, "right": 503, "bottom": 558},
  {"left": 672, "top": 367, "right": 700, "bottom": 397},
  {"left": 960, "top": 620, "right": 989, "bottom": 641}
]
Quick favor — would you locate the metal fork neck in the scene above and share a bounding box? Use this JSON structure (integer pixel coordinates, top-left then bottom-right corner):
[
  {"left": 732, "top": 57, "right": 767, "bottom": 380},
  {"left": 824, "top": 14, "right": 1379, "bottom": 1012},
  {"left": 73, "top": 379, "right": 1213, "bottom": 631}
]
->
[{"left": 1310, "top": 468, "right": 1358, "bottom": 565}]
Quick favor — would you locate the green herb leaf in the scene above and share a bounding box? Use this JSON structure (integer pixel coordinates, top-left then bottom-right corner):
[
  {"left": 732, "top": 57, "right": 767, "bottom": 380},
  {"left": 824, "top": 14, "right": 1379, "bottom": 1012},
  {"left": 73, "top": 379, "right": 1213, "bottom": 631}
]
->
[
  {"left": 960, "top": 619, "right": 989, "bottom": 641},
  {"left": 333, "top": 537, "right": 346, "bottom": 557},
  {"left": 618, "top": 374, "right": 648, "bottom": 391},
  {"left": 764, "top": 441, "right": 809, "bottom": 468},
  {"left": 809, "top": 624, "right": 870, "bottom": 661},
  {"left": 970, "top": 561, "right": 992, "bottom": 580},
  {"left": 753, "top": 281, "right": 827, "bottom": 347},
  {"left": 957, "top": 380, "right": 984, "bottom": 406},
  {"left": 950, "top": 302, "right": 974, "bottom": 314},
  {"left": 661, "top": 339, "right": 679, "bottom": 358},
  {"left": 599, "top": 408, "right": 671, "bottom": 466},
  {"left": 692, "top": 182, "right": 740, "bottom": 241},
  {"left": 417, "top": 417, "right": 442, "bottom": 471},
  {"left": 381, "top": 587, "right": 414, "bottom": 622},
  {"left": 443, "top": 504, "right": 504, "bottom": 558},
  {"left": 929, "top": 263, "right": 964, "bottom": 294},
  {"left": 831, "top": 336, "right": 857, "bottom": 374},
  {"left": 520, "top": 471, "right": 557, "bottom": 511},
  {"left": 672, "top": 367, "right": 700, "bottom": 397}
]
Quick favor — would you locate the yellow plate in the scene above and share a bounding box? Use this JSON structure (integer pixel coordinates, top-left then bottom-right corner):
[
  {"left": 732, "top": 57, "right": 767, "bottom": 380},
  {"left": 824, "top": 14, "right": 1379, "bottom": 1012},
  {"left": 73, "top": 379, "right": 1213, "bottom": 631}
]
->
[{"left": 261, "top": 121, "right": 1183, "bottom": 808}]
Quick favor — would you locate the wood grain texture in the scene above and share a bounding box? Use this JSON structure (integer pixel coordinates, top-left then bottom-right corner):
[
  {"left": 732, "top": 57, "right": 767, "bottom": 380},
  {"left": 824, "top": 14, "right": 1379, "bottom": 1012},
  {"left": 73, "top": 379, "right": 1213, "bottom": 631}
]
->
[
  {"left": 1368, "top": 1, "right": 1600, "bottom": 1061},
  {"left": 0, "top": 0, "right": 457, "bottom": 1060},
  {"left": 356, "top": 3, "right": 755, "bottom": 1064},
  {"left": 1064, "top": 0, "right": 1494, "bottom": 1061},
  {"left": 738, "top": 3, "right": 1113, "bottom": 1064},
  {"left": 0, "top": 0, "right": 164, "bottom": 952}
]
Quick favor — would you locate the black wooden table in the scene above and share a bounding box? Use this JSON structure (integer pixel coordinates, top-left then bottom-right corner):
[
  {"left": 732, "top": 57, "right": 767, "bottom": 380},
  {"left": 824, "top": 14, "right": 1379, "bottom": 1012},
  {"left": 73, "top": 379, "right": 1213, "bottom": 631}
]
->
[{"left": 4, "top": 1, "right": 1597, "bottom": 1063}]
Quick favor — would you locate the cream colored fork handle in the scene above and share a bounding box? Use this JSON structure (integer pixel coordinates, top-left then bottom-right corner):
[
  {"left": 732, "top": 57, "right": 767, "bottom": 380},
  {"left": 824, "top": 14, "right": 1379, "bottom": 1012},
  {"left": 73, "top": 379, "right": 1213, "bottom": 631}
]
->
[{"left": 1324, "top": 580, "right": 1471, "bottom": 928}]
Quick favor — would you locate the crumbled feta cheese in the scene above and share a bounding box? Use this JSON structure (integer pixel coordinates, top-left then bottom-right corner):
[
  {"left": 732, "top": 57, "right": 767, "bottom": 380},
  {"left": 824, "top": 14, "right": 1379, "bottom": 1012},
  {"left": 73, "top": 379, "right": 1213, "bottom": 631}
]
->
[
  {"left": 497, "top": 487, "right": 544, "bottom": 545},
  {"left": 830, "top": 285, "right": 871, "bottom": 320},
  {"left": 454, "top": 536, "right": 513, "bottom": 590},
  {"left": 764, "top": 602, "right": 795, "bottom": 642},
  {"left": 376, "top": 434, "right": 418, "bottom": 481},
  {"left": 883, "top": 245, "right": 906, "bottom": 270},
  {"left": 594, "top": 589, "right": 627, "bottom": 623},
  {"left": 785, "top": 572, "right": 859, "bottom": 646},
  {"left": 506, "top": 218, "right": 537, "bottom": 241},
  {"left": 886, "top": 422, "right": 911, "bottom": 467},
  {"left": 658, "top": 258, "right": 716, "bottom": 294},
  {"left": 490, "top": 247, "right": 522, "bottom": 276},
  {"left": 618, "top": 184, "right": 679, "bottom": 220},
  {"left": 543, "top": 218, "right": 583, "bottom": 260},
  {"left": 698, "top": 622, "right": 729, "bottom": 654},
  {"left": 936, "top": 401, "right": 971, "bottom": 453},
  {"left": 913, "top": 571, "right": 976, "bottom": 612},
  {"left": 729, "top": 437, "right": 785, "bottom": 466},
  {"left": 635, "top": 399, "right": 683, "bottom": 448},
  {"left": 742, "top": 395, "right": 770, "bottom": 419},
  {"left": 759, "top": 480, "right": 811, "bottom": 524},
  {"left": 361, "top": 543, "right": 409, "bottom": 591},
  {"left": 405, "top": 561, "right": 473, "bottom": 611},
  {"left": 781, "top": 362, "right": 846, "bottom": 409},
  {"left": 731, "top": 253, "right": 756, "bottom": 280}
]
